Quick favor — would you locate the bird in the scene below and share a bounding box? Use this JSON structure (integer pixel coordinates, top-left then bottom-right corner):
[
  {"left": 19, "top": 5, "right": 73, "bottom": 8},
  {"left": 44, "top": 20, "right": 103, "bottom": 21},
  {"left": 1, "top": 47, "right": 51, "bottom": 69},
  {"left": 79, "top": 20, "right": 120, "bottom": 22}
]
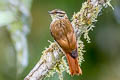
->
[{"left": 48, "top": 9, "right": 82, "bottom": 75}]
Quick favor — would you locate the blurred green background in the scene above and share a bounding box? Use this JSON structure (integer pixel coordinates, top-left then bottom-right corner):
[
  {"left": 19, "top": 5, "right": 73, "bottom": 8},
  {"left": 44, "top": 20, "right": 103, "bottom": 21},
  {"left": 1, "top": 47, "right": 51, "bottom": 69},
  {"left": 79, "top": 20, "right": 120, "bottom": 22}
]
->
[{"left": 0, "top": 0, "right": 120, "bottom": 80}]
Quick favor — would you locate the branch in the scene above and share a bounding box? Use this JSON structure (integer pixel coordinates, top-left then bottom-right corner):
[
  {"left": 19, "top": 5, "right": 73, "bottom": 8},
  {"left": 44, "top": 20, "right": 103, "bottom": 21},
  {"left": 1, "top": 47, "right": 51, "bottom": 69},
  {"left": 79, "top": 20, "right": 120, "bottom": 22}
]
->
[{"left": 24, "top": 0, "right": 112, "bottom": 80}]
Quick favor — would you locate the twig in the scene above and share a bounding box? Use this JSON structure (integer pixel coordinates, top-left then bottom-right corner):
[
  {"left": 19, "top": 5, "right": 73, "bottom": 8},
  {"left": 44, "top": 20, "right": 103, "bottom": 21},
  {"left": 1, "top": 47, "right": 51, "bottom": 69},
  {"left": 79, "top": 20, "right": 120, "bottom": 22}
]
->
[{"left": 24, "top": 0, "right": 112, "bottom": 80}]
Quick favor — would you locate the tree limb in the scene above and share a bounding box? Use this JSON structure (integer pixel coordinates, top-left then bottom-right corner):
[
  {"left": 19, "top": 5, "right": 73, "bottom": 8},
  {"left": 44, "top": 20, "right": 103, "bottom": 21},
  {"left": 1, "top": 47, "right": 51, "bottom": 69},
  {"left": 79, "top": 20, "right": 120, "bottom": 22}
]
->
[{"left": 24, "top": 0, "right": 112, "bottom": 80}]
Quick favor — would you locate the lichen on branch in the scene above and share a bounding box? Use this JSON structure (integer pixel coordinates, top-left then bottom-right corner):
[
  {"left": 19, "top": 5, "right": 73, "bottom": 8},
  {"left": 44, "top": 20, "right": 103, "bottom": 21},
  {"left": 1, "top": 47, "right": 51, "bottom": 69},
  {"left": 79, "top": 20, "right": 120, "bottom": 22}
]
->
[{"left": 24, "top": 0, "right": 112, "bottom": 80}]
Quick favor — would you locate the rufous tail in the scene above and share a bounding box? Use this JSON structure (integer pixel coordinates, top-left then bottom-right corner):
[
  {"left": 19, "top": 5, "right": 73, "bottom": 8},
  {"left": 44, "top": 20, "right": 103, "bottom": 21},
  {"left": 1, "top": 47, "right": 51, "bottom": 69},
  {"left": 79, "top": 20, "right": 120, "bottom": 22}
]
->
[{"left": 66, "top": 53, "right": 82, "bottom": 75}]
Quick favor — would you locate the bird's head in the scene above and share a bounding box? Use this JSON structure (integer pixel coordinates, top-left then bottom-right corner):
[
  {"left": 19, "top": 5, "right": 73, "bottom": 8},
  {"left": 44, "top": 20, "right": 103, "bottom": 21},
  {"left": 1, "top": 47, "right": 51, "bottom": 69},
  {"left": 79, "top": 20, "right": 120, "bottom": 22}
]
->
[{"left": 48, "top": 9, "right": 67, "bottom": 20}]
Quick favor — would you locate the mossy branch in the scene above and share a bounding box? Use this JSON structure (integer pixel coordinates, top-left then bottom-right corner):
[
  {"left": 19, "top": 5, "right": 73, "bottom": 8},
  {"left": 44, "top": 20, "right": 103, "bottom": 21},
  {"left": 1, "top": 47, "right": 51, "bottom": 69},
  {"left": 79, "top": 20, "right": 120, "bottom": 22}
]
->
[{"left": 24, "top": 0, "right": 112, "bottom": 80}]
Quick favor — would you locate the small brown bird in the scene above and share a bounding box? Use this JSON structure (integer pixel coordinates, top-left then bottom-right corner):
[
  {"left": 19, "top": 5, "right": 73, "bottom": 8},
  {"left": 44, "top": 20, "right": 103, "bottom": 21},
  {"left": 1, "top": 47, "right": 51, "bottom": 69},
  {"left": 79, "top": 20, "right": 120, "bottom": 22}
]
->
[{"left": 49, "top": 9, "right": 82, "bottom": 75}]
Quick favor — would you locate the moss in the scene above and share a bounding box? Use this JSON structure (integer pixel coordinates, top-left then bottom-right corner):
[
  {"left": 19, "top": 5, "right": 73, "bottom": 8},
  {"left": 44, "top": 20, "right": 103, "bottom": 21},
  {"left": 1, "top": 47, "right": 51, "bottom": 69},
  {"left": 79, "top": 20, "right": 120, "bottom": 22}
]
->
[{"left": 43, "top": 0, "right": 113, "bottom": 80}]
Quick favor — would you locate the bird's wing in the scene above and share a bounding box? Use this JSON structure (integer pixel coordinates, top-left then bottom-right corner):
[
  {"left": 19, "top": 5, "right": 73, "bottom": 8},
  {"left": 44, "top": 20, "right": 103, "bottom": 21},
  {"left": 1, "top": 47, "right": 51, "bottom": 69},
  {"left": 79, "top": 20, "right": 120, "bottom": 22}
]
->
[{"left": 50, "top": 18, "right": 76, "bottom": 52}]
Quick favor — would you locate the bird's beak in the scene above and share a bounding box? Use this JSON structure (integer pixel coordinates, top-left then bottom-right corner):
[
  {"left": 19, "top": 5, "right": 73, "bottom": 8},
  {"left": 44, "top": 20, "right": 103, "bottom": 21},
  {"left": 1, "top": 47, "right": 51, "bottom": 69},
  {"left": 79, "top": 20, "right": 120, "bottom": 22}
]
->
[{"left": 48, "top": 11, "right": 52, "bottom": 14}]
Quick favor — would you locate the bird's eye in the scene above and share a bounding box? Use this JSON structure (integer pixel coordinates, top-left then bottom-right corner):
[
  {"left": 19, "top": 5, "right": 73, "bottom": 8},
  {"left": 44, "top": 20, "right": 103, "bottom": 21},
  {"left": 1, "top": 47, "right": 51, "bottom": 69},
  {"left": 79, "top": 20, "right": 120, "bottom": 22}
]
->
[
  {"left": 59, "top": 14, "right": 64, "bottom": 17},
  {"left": 59, "top": 15, "right": 63, "bottom": 17}
]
